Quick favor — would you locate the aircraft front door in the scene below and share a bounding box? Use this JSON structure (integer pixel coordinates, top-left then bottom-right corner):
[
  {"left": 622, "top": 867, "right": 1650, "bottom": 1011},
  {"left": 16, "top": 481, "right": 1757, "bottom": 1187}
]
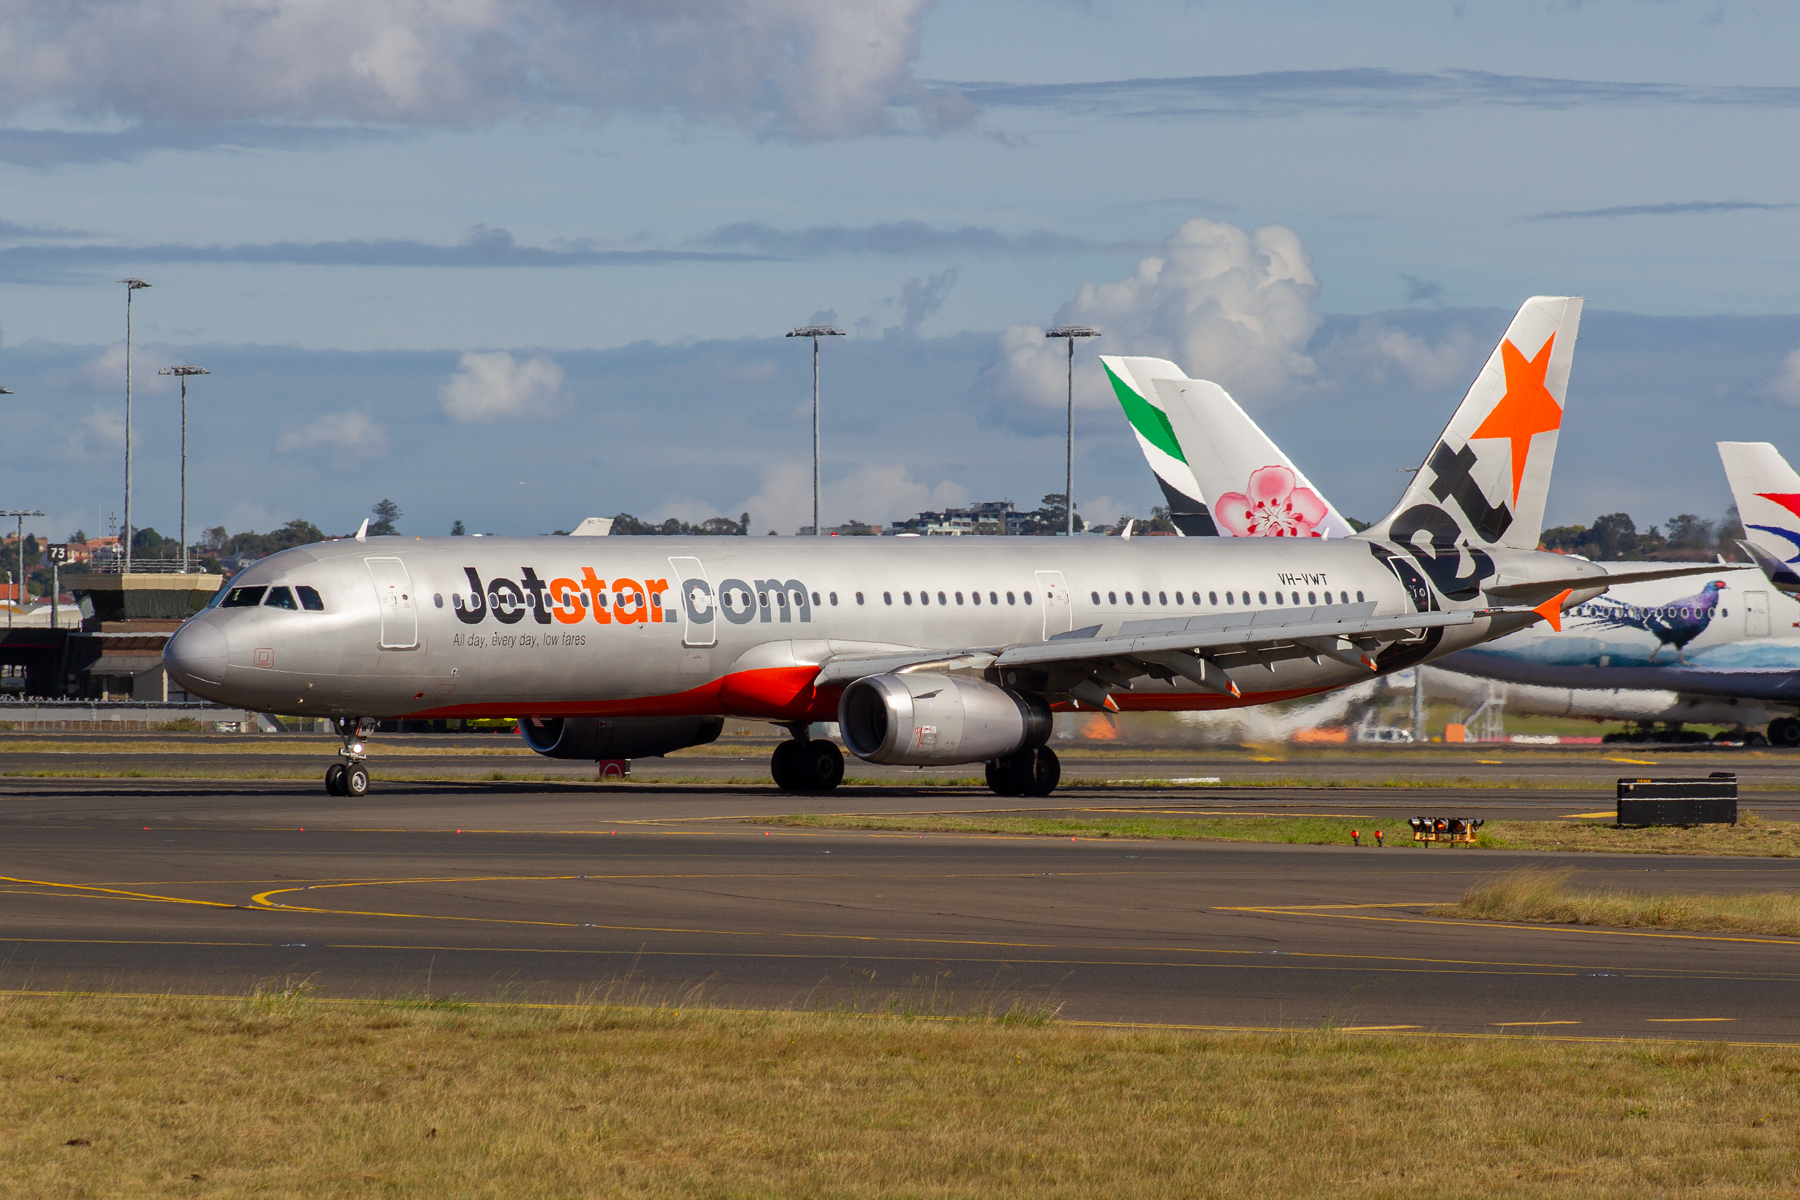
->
[
  {"left": 1747, "top": 590, "right": 1771, "bottom": 637},
  {"left": 366, "top": 557, "right": 418, "bottom": 649},
  {"left": 1036, "top": 570, "right": 1072, "bottom": 640},
  {"left": 669, "top": 556, "right": 716, "bottom": 648}
]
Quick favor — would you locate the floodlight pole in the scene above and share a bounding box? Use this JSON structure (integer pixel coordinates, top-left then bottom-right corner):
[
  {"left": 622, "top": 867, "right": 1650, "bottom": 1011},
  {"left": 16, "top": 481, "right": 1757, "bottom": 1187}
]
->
[
  {"left": 786, "top": 324, "right": 844, "bottom": 536},
  {"left": 160, "top": 366, "right": 209, "bottom": 572},
  {"left": 119, "top": 279, "right": 150, "bottom": 573},
  {"left": 1, "top": 510, "right": 44, "bottom": 630},
  {"left": 1045, "top": 327, "right": 1100, "bottom": 536}
]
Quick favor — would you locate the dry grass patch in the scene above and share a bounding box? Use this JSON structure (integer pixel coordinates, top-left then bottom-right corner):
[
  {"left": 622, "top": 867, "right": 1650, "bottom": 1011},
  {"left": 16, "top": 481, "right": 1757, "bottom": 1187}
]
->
[
  {"left": 1439, "top": 867, "right": 1800, "bottom": 937},
  {"left": 2, "top": 993, "right": 1798, "bottom": 1198},
  {"left": 1479, "top": 812, "right": 1800, "bottom": 857},
  {"left": 759, "top": 812, "right": 1378, "bottom": 844}
]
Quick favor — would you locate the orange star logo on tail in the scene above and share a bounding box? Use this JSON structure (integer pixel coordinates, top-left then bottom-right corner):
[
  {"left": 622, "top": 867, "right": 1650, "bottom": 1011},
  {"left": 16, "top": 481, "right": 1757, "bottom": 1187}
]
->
[{"left": 1470, "top": 333, "right": 1561, "bottom": 504}]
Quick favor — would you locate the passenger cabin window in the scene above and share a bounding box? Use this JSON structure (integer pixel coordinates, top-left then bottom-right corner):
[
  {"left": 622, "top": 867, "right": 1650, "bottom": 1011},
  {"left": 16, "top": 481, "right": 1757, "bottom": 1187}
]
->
[
  {"left": 1275, "top": 591, "right": 1284, "bottom": 605},
  {"left": 1024, "top": 592, "right": 1033, "bottom": 604},
  {"left": 1142, "top": 592, "right": 1151, "bottom": 605},
  {"left": 938, "top": 591, "right": 947, "bottom": 606},
  {"left": 1308, "top": 591, "right": 1317, "bottom": 605},
  {"left": 296, "top": 586, "right": 324, "bottom": 611},
  {"left": 1356, "top": 591, "right": 1365, "bottom": 603},
  {"left": 989, "top": 592, "right": 998, "bottom": 605},
  {"left": 883, "top": 592, "right": 892, "bottom": 605},
  {"left": 263, "top": 586, "right": 298, "bottom": 610},
  {"left": 855, "top": 592, "right": 865, "bottom": 605},
  {"left": 828, "top": 592, "right": 837, "bottom": 606},
  {"left": 1209, "top": 591, "right": 1218, "bottom": 605},
  {"left": 221, "top": 586, "right": 266, "bottom": 608},
  {"left": 1125, "top": 592, "right": 1134, "bottom": 605},
  {"left": 1006, "top": 592, "right": 1016, "bottom": 605},
  {"left": 1092, "top": 592, "right": 1101, "bottom": 604},
  {"left": 1159, "top": 591, "right": 1168, "bottom": 605},
  {"left": 903, "top": 592, "right": 913, "bottom": 605},
  {"left": 1108, "top": 591, "right": 1117, "bottom": 605},
  {"left": 972, "top": 591, "right": 982, "bottom": 605},
  {"left": 1258, "top": 591, "right": 1268, "bottom": 605}
]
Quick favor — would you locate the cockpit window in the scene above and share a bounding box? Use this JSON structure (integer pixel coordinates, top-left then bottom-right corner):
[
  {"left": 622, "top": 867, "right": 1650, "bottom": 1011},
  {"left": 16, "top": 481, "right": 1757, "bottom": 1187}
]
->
[
  {"left": 296, "top": 586, "right": 325, "bottom": 611},
  {"left": 221, "top": 586, "right": 267, "bottom": 608},
  {"left": 264, "top": 586, "right": 298, "bottom": 610}
]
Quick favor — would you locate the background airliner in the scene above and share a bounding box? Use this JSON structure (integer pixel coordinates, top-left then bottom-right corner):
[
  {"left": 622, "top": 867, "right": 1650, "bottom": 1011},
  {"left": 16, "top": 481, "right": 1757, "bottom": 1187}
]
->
[{"left": 1104, "top": 352, "right": 1800, "bottom": 744}]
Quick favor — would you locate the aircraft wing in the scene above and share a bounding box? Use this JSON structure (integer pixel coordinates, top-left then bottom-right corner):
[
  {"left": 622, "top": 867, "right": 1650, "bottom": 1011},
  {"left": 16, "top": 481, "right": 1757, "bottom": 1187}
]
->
[
  {"left": 814, "top": 602, "right": 1497, "bottom": 705},
  {"left": 1482, "top": 561, "right": 1735, "bottom": 604}
]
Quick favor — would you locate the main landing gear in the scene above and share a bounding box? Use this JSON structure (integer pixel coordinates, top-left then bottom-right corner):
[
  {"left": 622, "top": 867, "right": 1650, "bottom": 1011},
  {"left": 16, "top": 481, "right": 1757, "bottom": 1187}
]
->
[
  {"left": 324, "top": 717, "right": 372, "bottom": 797},
  {"left": 770, "top": 726, "right": 845, "bottom": 793},
  {"left": 985, "top": 746, "right": 1060, "bottom": 798}
]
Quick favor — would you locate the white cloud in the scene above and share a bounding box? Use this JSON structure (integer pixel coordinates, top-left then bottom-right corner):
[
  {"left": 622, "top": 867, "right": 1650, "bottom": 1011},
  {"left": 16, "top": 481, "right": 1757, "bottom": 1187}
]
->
[
  {"left": 276, "top": 411, "right": 391, "bottom": 458},
  {"left": 1319, "top": 320, "right": 1481, "bottom": 392},
  {"left": 980, "top": 219, "right": 1324, "bottom": 417},
  {"left": 1769, "top": 349, "right": 1800, "bottom": 406},
  {"left": 438, "top": 351, "right": 564, "bottom": 423},
  {"left": 0, "top": 0, "right": 957, "bottom": 139},
  {"left": 77, "top": 342, "right": 177, "bottom": 394},
  {"left": 736, "top": 460, "right": 968, "bottom": 534}
]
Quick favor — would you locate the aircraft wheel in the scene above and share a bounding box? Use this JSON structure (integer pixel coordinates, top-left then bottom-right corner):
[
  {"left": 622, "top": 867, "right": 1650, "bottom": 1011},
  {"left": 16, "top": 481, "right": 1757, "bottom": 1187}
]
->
[
  {"left": 324, "top": 764, "right": 347, "bottom": 796},
  {"left": 343, "top": 765, "right": 371, "bottom": 797},
  {"left": 1001, "top": 746, "right": 1060, "bottom": 798},
  {"left": 985, "top": 760, "right": 1019, "bottom": 797},
  {"left": 1745, "top": 731, "right": 1770, "bottom": 747},
  {"left": 1770, "top": 718, "right": 1800, "bottom": 747},
  {"left": 798, "top": 740, "right": 844, "bottom": 792},
  {"left": 770, "top": 740, "right": 802, "bottom": 791}
]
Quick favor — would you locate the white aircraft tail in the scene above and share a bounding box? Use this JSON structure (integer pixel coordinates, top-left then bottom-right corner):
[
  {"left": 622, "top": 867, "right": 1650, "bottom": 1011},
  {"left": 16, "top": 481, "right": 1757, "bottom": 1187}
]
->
[
  {"left": 1719, "top": 441, "right": 1800, "bottom": 590},
  {"left": 1099, "top": 357, "right": 1216, "bottom": 535},
  {"left": 1363, "top": 296, "right": 1583, "bottom": 554}
]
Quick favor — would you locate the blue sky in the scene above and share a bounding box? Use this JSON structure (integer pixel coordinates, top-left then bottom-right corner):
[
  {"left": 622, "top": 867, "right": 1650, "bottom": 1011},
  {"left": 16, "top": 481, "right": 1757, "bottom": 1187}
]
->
[{"left": 2, "top": 0, "right": 1799, "bottom": 543}]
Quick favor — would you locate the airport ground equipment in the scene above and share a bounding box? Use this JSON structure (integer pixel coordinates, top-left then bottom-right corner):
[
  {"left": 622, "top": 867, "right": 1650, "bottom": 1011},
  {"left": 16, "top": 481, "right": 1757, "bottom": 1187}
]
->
[
  {"left": 1409, "top": 817, "right": 1484, "bottom": 845},
  {"left": 1616, "top": 773, "right": 1737, "bottom": 827}
]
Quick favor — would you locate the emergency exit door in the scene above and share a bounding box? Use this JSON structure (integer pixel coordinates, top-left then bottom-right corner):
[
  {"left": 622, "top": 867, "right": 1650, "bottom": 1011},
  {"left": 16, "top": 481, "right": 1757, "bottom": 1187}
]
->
[{"left": 1746, "top": 590, "right": 1771, "bottom": 637}]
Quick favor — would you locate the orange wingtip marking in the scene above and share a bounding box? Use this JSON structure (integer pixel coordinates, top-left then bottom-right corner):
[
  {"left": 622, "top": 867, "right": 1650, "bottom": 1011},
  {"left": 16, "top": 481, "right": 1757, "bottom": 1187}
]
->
[
  {"left": 1359, "top": 654, "right": 1377, "bottom": 672},
  {"left": 1532, "top": 588, "right": 1574, "bottom": 632},
  {"left": 1103, "top": 694, "right": 1121, "bottom": 712}
]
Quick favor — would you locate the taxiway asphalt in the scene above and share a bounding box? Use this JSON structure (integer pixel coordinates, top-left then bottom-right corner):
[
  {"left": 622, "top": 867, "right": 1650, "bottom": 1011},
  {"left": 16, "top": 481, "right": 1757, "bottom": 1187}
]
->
[{"left": 2, "top": 771, "right": 1797, "bottom": 1041}]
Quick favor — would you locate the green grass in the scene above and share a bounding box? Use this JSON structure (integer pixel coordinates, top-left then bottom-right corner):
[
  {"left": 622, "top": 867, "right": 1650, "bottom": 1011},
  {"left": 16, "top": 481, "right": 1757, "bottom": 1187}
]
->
[
  {"left": 1476, "top": 812, "right": 1800, "bottom": 857},
  {"left": 759, "top": 812, "right": 1387, "bottom": 845}
]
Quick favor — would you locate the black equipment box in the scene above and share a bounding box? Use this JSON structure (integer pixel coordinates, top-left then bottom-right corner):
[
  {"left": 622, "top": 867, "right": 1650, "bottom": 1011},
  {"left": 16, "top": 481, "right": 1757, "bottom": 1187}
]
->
[{"left": 1616, "top": 773, "right": 1737, "bottom": 827}]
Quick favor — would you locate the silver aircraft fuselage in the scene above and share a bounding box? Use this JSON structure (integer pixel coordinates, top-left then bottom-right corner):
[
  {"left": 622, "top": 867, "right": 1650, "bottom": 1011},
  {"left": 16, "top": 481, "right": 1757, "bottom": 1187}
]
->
[{"left": 161, "top": 533, "right": 1587, "bottom": 723}]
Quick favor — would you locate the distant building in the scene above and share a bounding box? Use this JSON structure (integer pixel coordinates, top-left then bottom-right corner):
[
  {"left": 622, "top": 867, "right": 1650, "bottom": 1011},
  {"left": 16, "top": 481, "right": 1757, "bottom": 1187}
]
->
[{"left": 891, "top": 501, "right": 1030, "bottom": 536}]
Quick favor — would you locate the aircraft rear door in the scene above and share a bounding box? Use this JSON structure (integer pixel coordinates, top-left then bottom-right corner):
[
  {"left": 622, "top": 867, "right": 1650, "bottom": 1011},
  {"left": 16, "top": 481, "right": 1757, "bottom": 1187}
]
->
[
  {"left": 669, "top": 556, "right": 716, "bottom": 648},
  {"left": 1035, "top": 570, "right": 1072, "bottom": 640},
  {"left": 1747, "top": 590, "right": 1771, "bottom": 637},
  {"left": 366, "top": 557, "right": 418, "bottom": 649}
]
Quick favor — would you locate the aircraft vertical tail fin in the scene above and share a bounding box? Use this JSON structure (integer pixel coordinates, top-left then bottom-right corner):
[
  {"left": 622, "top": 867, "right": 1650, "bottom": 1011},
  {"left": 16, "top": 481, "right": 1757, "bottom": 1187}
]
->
[
  {"left": 1100, "top": 357, "right": 1216, "bottom": 535},
  {"left": 1362, "top": 296, "right": 1583, "bottom": 554},
  {"left": 1718, "top": 441, "right": 1800, "bottom": 587},
  {"left": 1147, "top": 374, "right": 1357, "bottom": 539}
]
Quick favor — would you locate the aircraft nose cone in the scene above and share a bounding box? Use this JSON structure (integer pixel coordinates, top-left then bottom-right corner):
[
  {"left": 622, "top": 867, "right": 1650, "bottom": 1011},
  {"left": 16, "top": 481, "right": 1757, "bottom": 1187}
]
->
[{"left": 164, "top": 619, "right": 228, "bottom": 687}]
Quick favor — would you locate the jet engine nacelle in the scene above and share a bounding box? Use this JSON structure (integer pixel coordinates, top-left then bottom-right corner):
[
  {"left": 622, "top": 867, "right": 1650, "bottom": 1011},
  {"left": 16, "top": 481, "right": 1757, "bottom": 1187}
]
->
[
  {"left": 518, "top": 715, "right": 724, "bottom": 760},
  {"left": 838, "top": 673, "right": 1052, "bottom": 766}
]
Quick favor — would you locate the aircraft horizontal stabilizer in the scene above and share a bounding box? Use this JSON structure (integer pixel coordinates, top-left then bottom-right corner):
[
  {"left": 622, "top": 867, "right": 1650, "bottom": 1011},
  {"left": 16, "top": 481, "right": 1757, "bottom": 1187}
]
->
[{"left": 1738, "top": 540, "right": 1800, "bottom": 593}]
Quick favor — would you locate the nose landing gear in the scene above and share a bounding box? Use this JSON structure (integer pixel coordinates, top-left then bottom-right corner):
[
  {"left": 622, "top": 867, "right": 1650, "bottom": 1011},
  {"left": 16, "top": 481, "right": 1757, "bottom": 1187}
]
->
[{"left": 325, "top": 718, "right": 372, "bottom": 797}]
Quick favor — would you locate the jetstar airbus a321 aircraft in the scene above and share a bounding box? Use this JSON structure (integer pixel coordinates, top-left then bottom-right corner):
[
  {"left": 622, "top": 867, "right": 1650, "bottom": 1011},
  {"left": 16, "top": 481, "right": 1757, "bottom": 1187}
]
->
[{"left": 163, "top": 296, "right": 1701, "bottom": 798}]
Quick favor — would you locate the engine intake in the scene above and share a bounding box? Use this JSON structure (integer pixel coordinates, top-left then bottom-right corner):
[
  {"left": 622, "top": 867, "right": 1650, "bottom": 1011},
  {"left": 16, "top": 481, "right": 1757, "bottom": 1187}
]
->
[
  {"left": 838, "top": 673, "right": 1051, "bottom": 766},
  {"left": 518, "top": 715, "right": 724, "bottom": 760}
]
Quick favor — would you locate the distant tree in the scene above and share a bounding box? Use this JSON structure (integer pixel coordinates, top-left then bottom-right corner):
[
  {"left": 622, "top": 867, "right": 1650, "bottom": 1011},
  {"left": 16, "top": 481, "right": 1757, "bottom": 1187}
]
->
[
  {"left": 739, "top": 513, "right": 751, "bottom": 537},
  {"left": 69, "top": 529, "right": 87, "bottom": 545},
  {"left": 131, "top": 527, "right": 169, "bottom": 558},
  {"left": 1016, "top": 493, "right": 1085, "bottom": 535},
  {"left": 451, "top": 520, "right": 466, "bottom": 536},
  {"left": 610, "top": 512, "right": 749, "bottom": 536},
  {"left": 369, "top": 498, "right": 402, "bottom": 537},
  {"left": 197, "top": 526, "right": 227, "bottom": 553},
  {"left": 1717, "top": 505, "right": 1747, "bottom": 559}
]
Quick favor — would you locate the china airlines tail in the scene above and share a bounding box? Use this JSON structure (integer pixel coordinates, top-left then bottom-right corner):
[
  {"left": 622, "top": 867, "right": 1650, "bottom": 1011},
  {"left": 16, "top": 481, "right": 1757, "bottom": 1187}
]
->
[
  {"left": 1098, "top": 358, "right": 1215, "bottom": 535},
  {"left": 1718, "top": 441, "right": 1800, "bottom": 594},
  {"left": 1363, "top": 296, "right": 1583, "bottom": 554},
  {"left": 1103, "top": 354, "right": 1357, "bottom": 540}
]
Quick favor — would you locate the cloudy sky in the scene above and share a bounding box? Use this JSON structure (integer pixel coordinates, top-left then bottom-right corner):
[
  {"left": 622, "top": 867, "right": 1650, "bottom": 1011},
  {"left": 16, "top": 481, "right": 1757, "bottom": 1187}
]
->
[{"left": 2, "top": 0, "right": 1799, "bottom": 543}]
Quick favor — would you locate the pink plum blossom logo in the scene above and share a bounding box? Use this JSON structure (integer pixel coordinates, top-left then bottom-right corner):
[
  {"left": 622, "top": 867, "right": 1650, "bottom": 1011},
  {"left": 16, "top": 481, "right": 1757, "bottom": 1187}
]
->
[{"left": 1216, "top": 466, "right": 1328, "bottom": 537}]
